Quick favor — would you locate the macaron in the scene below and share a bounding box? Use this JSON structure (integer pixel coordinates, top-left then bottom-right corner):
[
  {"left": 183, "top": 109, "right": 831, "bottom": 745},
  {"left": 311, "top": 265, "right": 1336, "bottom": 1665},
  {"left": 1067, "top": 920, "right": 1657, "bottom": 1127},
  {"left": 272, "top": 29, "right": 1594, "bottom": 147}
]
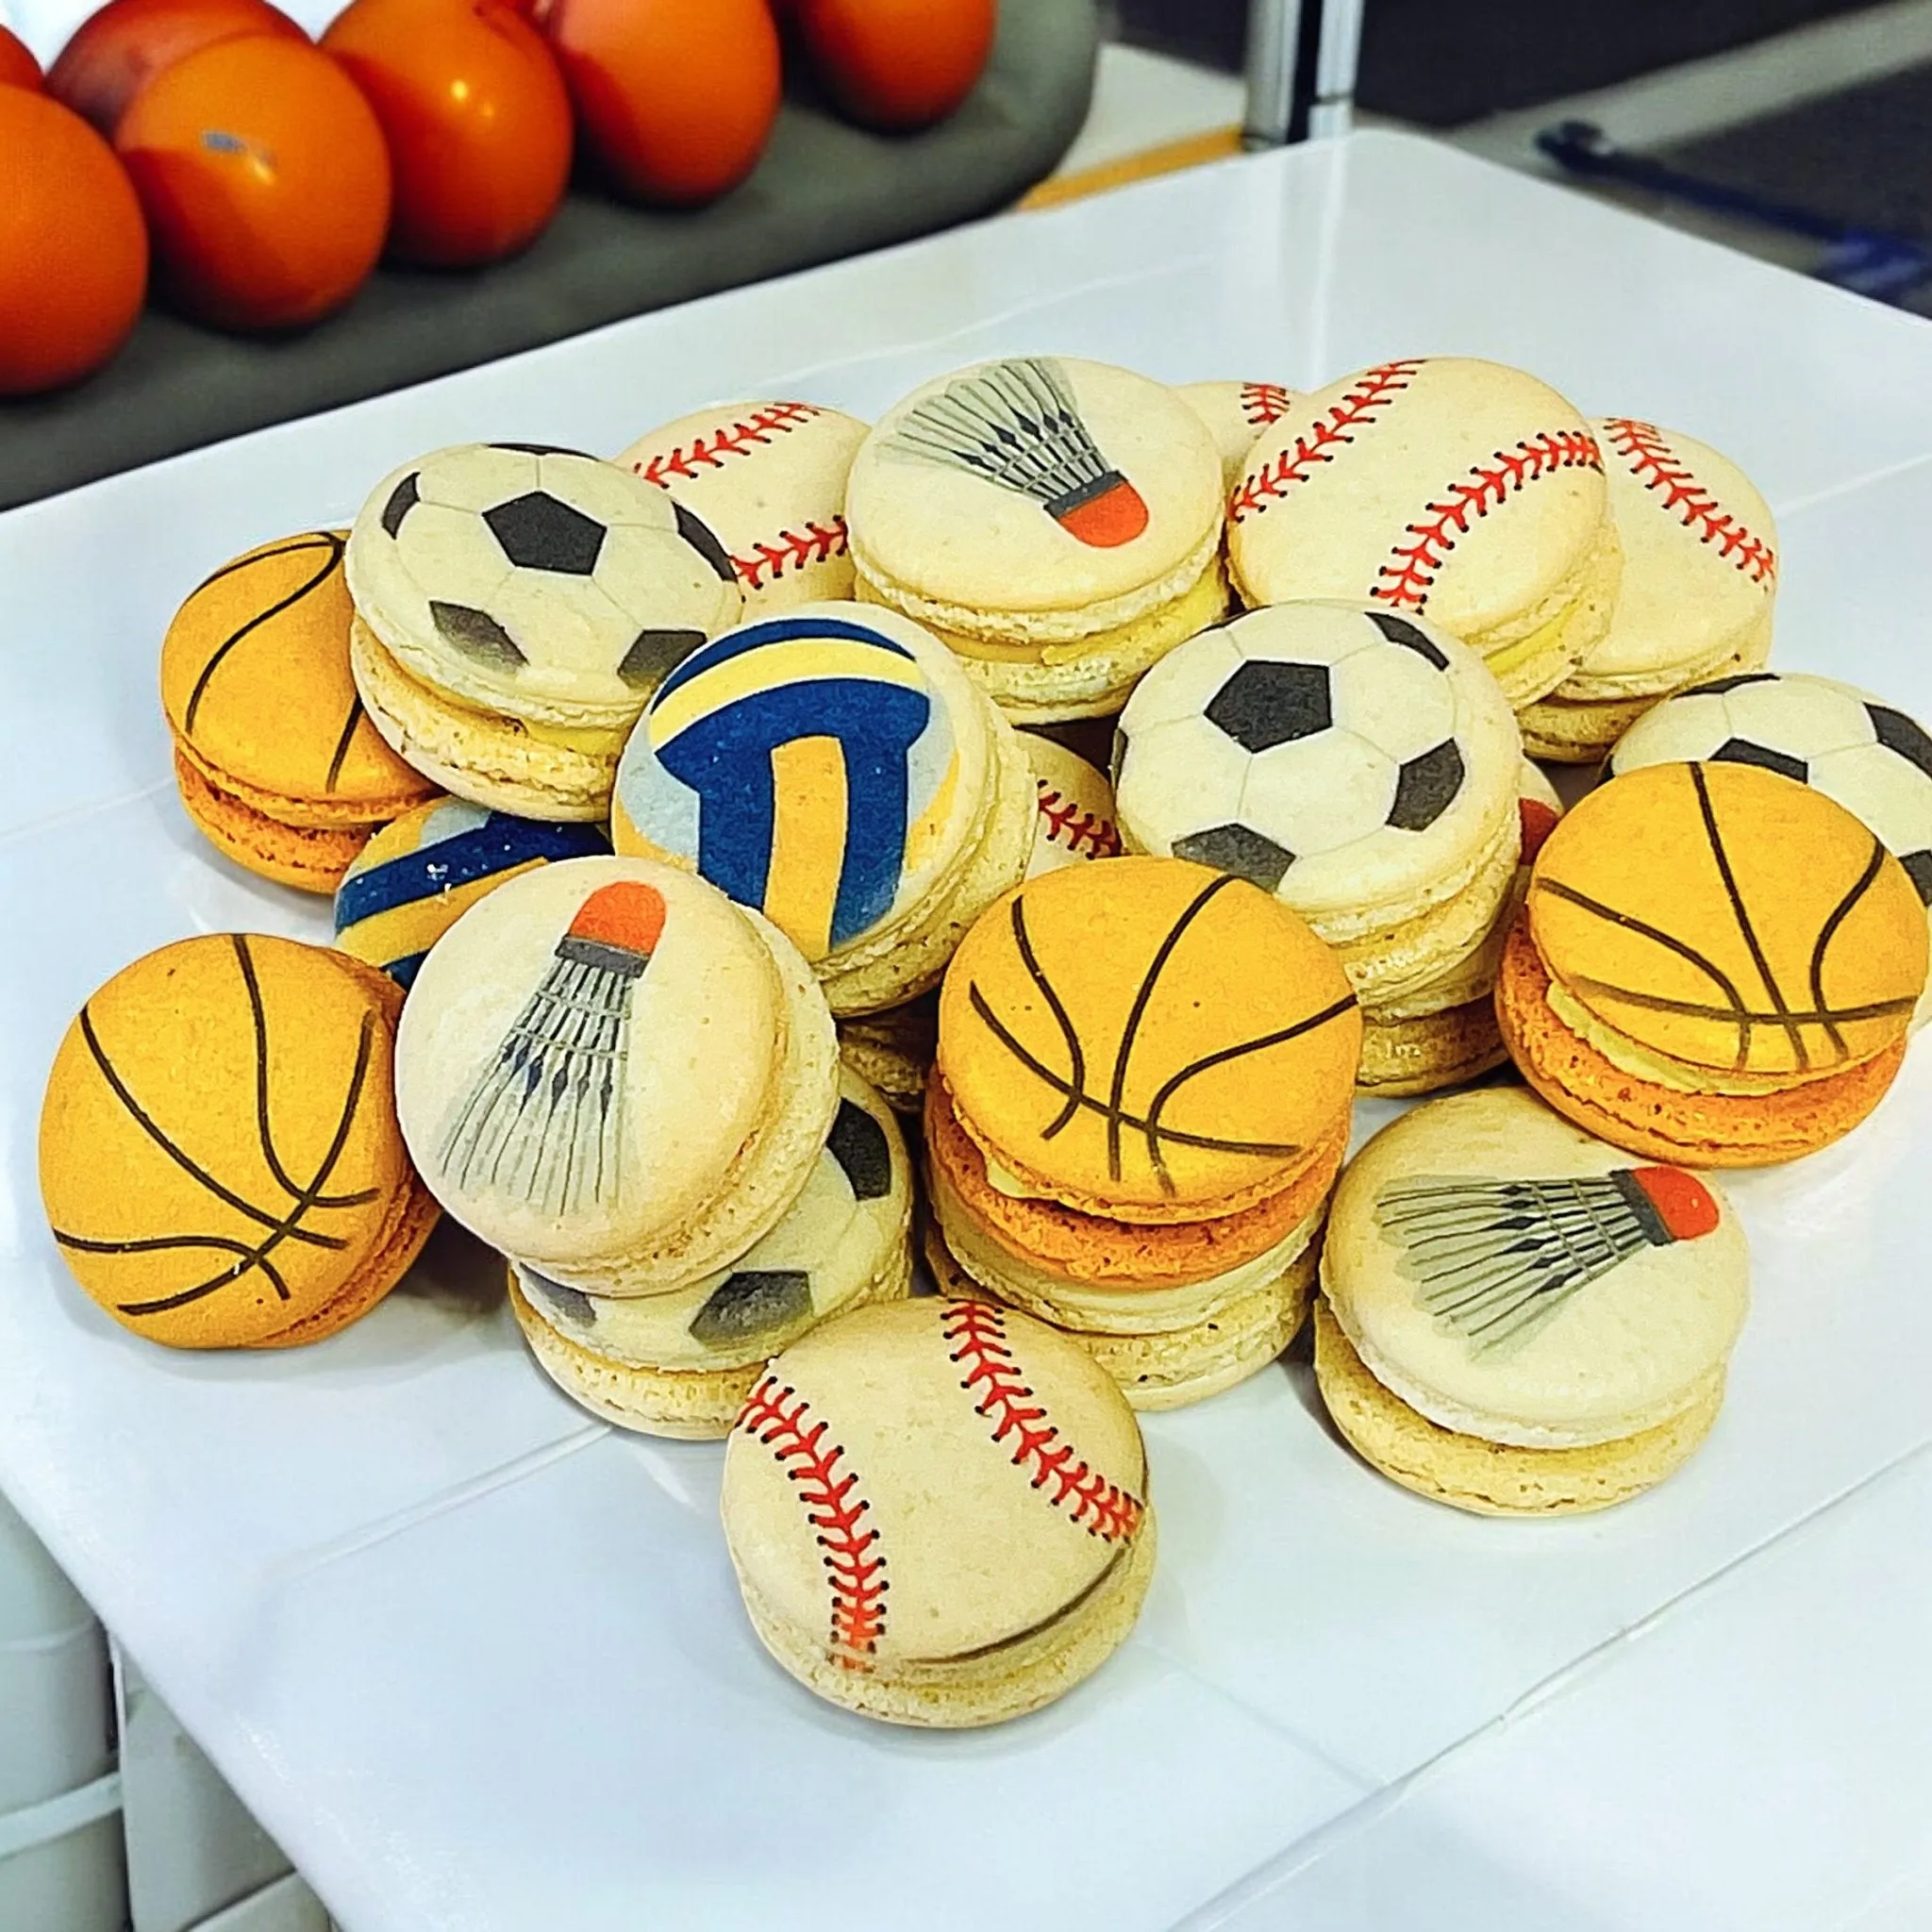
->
[
  {"left": 161, "top": 530, "right": 440, "bottom": 891},
  {"left": 722, "top": 1295, "right": 1154, "bottom": 1726},
  {"left": 40, "top": 933, "right": 438, "bottom": 1348},
  {"left": 845, "top": 355, "right": 1228, "bottom": 723},
  {"left": 1317, "top": 1087, "right": 1749, "bottom": 1515},
  {"left": 509, "top": 1070, "right": 912, "bottom": 1438},
  {"left": 1113, "top": 600, "right": 1523, "bottom": 1052},
  {"left": 334, "top": 796, "right": 609, "bottom": 989},
  {"left": 836, "top": 994, "right": 937, "bottom": 1118},
  {"left": 1021, "top": 731, "right": 1123, "bottom": 873},
  {"left": 609, "top": 603, "right": 1035, "bottom": 1015},
  {"left": 1521, "top": 419, "right": 1778, "bottom": 762},
  {"left": 1176, "top": 378, "right": 1296, "bottom": 491},
  {"left": 394, "top": 855, "right": 839, "bottom": 1295},
  {"left": 1496, "top": 760, "right": 1927, "bottom": 1164},
  {"left": 1607, "top": 670, "right": 1932, "bottom": 1028},
  {"left": 615, "top": 400, "right": 869, "bottom": 614},
  {"left": 346, "top": 442, "right": 742, "bottom": 821},
  {"left": 1226, "top": 358, "right": 1620, "bottom": 707},
  {"left": 926, "top": 856, "right": 1360, "bottom": 1404}
]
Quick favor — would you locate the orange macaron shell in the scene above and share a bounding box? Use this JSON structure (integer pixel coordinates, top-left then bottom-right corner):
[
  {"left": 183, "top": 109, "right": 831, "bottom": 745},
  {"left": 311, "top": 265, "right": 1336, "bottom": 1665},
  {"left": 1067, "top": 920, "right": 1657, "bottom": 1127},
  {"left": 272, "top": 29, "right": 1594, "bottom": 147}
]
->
[
  {"left": 1497, "top": 916, "right": 1908, "bottom": 1164},
  {"left": 39, "top": 934, "right": 437, "bottom": 1347},
  {"left": 172, "top": 749, "right": 383, "bottom": 893},
  {"left": 938, "top": 857, "right": 1360, "bottom": 1222},
  {"left": 1528, "top": 761, "right": 1924, "bottom": 1079},
  {"left": 926, "top": 1071, "right": 1346, "bottom": 1289}
]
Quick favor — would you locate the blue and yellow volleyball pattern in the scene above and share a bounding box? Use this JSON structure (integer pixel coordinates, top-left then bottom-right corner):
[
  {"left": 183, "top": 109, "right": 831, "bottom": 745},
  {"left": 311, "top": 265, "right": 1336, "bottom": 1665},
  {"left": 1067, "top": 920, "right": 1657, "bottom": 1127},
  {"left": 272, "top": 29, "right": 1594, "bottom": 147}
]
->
[
  {"left": 334, "top": 798, "right": 609, "bottom": 987},
  {"left": 611, "top": 614, "right": 960, "bottom": 960}
]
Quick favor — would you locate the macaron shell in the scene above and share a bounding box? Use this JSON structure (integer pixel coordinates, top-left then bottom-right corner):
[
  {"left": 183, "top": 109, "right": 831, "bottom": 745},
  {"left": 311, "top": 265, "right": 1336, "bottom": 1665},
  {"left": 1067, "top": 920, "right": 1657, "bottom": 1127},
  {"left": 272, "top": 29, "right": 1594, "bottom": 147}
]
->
[
  {"left": 1176, "top": 378, "right": 1297, "bottom": 491},
  {"left": 1227, "top": 358, "right": 1609, "bottom": 647},
  {"left": 616, "top": 401, "right": 868, "bottom": 613},
  {"left": 1324, "top": 1087, "right": 1748, "bottom": 1445},
  {"left": 174, "top": 750, "right": 380, "bottom": 895},
  {"left": 723, "top": 1297, "right": 1149, "bottom": 1667},
  {"left": 847, "top": 356, "right": 1223, "bottom": 614},
  {"left": 1528, "top": 761, "right": 1925, "bottom": 1075},
  {"left": 160, "top": 531, "right": 437, "bottom": 818},
  {"left": 938, "top": 857, "right": 1360, "bottom": 1217},
  {"left": 39, "top": 935, "right": 425, "bottom": 1348},
  {"left": 1021, "top": 732, "right": 1122, "bottom": 874}
]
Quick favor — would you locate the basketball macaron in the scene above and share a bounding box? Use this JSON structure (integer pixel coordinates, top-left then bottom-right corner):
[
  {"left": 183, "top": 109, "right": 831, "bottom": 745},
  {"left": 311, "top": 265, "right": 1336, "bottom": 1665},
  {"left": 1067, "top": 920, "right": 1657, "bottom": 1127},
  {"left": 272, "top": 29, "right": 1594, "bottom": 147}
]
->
[
  {"left": 40, "top": 934, "right": 438, "bottom": 1348},
  {"left": 1226, "top": 358, "right": 1619, "bottom": 707},
  {"left": 845, "top": 356, "right": 1227, "bottom": 722},
  {"left": 161, "top": 530, "right": 439, "bottom": 891},
  {"left": 722, "top": 1295, "right": 1154, "bottom": 1725},
  {"left": 1317, "top": 1087, "right": 1749, "bottom": 1515},
  {"left": 925, "top": 856, "right": 1360, "bottom": 1406},
  {"left": 1521, "top": 420, "right": 1778, "bottom": 762},
  {"left": 1497, "top": 760, "right": 1928, "bottom": 1164},
  {"left": 346, "top": 442, "right": 742, "bottom": 820}
]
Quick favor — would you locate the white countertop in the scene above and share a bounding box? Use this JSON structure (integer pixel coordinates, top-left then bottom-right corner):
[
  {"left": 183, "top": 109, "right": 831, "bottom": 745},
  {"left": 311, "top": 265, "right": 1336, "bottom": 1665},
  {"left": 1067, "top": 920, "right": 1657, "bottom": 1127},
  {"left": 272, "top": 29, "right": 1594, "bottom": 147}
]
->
[{"left": 1, "top": 131, "right": 1928, "bottom": 1931}]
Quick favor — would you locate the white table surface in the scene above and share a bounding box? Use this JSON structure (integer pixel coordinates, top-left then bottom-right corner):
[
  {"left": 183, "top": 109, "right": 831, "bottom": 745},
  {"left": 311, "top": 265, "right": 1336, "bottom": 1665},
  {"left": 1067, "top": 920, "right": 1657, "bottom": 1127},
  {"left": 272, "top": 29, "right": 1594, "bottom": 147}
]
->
[{"left": 3, "top": 130, "right": 1930, "bottom": 1931}]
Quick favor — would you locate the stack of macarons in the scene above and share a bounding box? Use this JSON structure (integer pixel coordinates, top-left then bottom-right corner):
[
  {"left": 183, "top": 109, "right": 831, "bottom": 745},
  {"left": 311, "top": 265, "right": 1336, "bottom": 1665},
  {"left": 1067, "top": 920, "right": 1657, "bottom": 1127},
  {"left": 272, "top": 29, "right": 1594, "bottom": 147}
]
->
[
  {"left": 1112, "top": 601, "right": 1527, "bottom": 1094},
  {"left": 924, "top": 856, "right": 1361, "bottom": 1407}
]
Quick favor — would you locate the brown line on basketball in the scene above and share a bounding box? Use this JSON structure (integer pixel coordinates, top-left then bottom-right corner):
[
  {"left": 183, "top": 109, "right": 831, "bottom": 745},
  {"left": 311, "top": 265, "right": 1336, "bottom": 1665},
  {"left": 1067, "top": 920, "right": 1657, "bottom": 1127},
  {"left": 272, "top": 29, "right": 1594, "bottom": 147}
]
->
[
  {"left": 1009, "top": 893, "right": 1085, "bottom": 1140},
  {"left": 183, "top": 533, "right": 346, "bottom": 738},
  {"left": 1562, "top": 974, "right": 1916, "bottom": 1032},
  {"left": 1808, "top": 835, "right": 1889, "bottom": 1061},
  {"left": 1531, "top": 877, "right": 1748, "bottom": 1017}
]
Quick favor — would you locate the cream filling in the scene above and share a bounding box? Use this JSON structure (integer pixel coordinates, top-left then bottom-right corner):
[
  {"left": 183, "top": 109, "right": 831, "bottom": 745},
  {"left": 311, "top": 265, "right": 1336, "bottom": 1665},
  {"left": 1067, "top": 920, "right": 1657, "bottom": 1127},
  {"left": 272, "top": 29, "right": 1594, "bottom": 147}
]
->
[
  {"left": 1465, "top": 509, "right": 1619, "bottom": 656},
  {"left": 1547, "top": 606, "right": 1774, "bottom": 704}
]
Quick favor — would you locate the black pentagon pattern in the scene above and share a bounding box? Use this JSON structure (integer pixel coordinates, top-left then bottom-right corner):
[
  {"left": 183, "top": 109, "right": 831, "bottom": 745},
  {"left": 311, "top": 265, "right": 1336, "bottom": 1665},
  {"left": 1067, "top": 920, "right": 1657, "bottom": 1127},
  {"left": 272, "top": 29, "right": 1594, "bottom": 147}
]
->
[
  {"left": 380, "top": 472, "right": 420, "bottom": 539},
  {"left": 1901, "top": 850, "right": 1932, "bottom": 907},
  {"left": 689, "top": 1270, "right": 812, "bottom": 1347},
  {"left": 489, "top": 442, "right": 595, "bottom": 458},
  {"left": 1686, "top": 672, "right": 1777, "bottom": 697},
  {"left": 1712, "top": 738, "right": 1807, "bottom": 785},
  {"left": 430, "top": 600, "right": 526, "bottom": 670},
  {"left": 1364, "top": 608, "right": 1448, "bottom": 670},
  {"left": 1389, "top": 740, "right": 1466, "bottom": 831},
  {"left": 1206, "top": 660, "right": 1331, "bottom": 752},
  {"left": 484, "top": 491, "right": 606, "bottom": 575},
  {"left": 618, "top": 629, "right": 706, "bottom": 691},
  {"left": 525, "top": 1270, "right": 595, "bottom": 1328},
  {"left": 675, "top": 501, "right": 737, "bottom": 583},
  {"left": 1869, "top": 703, "right": 1932, "bottom": 781},
  {"left": 825, "top": 1098, "right": 892, "bottom": 1201},
  {"left": 1110, "top": 724, "right": 1128, "bottom": 784},
  {"left": 1173, "top": 823, "right": 1294, "bottom": 892}
]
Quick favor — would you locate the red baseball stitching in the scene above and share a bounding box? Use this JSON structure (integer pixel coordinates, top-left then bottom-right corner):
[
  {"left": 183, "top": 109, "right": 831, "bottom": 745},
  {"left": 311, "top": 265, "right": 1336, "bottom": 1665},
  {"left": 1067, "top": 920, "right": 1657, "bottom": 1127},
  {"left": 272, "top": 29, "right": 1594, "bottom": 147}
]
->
[
  {"left": 632, "top": 402, "right": 823, "bottom": 488},
  {"left": 738, "top": 1373, "right": 888, "bottom": 1664},
  {"left": 941, "top": 1300, "right": 1144, "bottom": 1542},
  {"left": 1373, "top": 429, "right": 1604, "bottom": 612},
  {"left": 1239, "top": 380, "right": 1293, "bottom": 427},
  {"left": 1036, "top": 783, "right": 1123, "bottom": 859},
  {"left": 1227, "top": 359, "right": 1424, "bottom": 523},
  {"left": 1600, "top": 419, "right": 1777, "bottom": 585},
  {"left": 730, "top": 517, "right": 849, "bottom": 591}
]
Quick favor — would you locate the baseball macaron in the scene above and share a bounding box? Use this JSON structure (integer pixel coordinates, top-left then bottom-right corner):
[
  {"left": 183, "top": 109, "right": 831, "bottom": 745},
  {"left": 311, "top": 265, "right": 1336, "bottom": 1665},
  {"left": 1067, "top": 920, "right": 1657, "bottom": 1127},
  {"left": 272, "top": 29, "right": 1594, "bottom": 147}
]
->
[
  {"left": 40, "top": 933, "right": 438, "bottom": 1348},
  {"left": 610, "top": 602, "right": 1034, "bottom": 1014},
  {"left": 846, "top": 356, "right": 1227, "bottom": 722},
  {"left": 510, "top": 1071, "right": 912, "bottom": 1438},
  {"left": 926, "top": 856, "right": 1360, "bottom": 1406},
  {"left": 1227, "top": 358, "right": 1619, "bottom": 706},
  {"left": 617, "top": 400, "right": 868, "bottom": 614},
  {"left": 1521, "top": 419, "right": 1778, "bottom": 762},
  {"left": 161, "top": 530, "right": 439, "bottom": 891},
  {"left": 1497, "top": 760, "right": 1927, "bottom": 1164},
  {"left": 1177, "top": 378, "right": 1296, "bottom": 491},
  {"left": 1021, "top": 732, "right": 1123, "bottom": 874},
  {"left": 395, "top": 856, "right": 839, "bottom": 1295},
  {"left": 723, "top": 1295, "right": 1154, "bottom": 1725},
  {"left": 346, "top": 443, "right": 742, "bottom": 821},
  {"left": 1317, "top": 1087, "right": 1749, "bottom": 1515}
]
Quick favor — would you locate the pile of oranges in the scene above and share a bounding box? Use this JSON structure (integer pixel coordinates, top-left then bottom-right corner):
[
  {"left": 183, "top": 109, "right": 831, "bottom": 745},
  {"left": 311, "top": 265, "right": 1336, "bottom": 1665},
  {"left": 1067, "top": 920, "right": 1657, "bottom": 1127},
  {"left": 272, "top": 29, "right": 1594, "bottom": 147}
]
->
[{"left": 0, "top": 0, "right": 995, "bottom": 396}]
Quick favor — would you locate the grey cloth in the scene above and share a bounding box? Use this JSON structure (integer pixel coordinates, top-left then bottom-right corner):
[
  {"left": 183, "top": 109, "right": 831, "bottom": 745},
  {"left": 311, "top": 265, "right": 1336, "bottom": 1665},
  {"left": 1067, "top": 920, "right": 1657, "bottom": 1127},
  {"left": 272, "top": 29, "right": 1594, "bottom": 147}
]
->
[{"left": 0, "top": 0, "right": 1098, "bottom": 510}]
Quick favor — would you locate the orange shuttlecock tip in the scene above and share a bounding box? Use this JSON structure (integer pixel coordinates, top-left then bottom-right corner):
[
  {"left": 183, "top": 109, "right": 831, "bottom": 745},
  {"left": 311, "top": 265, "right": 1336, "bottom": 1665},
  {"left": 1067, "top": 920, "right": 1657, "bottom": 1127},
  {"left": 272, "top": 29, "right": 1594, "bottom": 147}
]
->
[
  {"left": 1050, "top": 473, "right": 1149, "bottom": 548},
  {"left": 1629, "top": 1166, "right": 1721, "bottom": 1243},
  {"left": 1518, "top": 797, "right": 1559, "bottom": 865},
  {"left": 567, "top": 881, "right": 666, "bottom": 957}
]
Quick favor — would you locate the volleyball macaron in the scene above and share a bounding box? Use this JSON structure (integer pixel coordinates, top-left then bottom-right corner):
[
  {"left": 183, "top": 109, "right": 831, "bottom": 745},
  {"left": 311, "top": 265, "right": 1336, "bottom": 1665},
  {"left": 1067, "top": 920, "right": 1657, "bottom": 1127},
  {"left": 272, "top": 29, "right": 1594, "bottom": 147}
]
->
[
  {"left": 39, "top": 934, "right": 439, "bottom": 1348},
  {"left": 1497, "top": 760, "right": 1928, "bottom": 1163},
  {"left": 845, "top": 356, "right": 1227, "bottom": 722},
  {"left": 161, "top": 530, "right": 439, "bottom": 891}
]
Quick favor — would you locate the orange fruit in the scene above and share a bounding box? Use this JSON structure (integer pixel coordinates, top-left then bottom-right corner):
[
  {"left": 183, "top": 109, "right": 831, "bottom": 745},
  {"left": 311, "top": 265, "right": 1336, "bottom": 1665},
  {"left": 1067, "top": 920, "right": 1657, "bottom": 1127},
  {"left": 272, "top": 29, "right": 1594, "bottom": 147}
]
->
[
  {"left": 0, "top": 24, "right": 44, "bottom": 89},
  {"left": 534, "top": 0, "right": 778, "bottom": 206},
  {"left": 324, "top": 0, "right": 572, "bottom": 267},
  {"left": 0, "top": 88, "right": 147, "bottom": 393},
  {"left": 792, "top": 0, "right": 993, "bottom": 131},
  {"left": 47, "top": 0, "right": 305, "bottom": 136},
  {"left": 116, "top": 36, "right": 391, "bottom": 331}
]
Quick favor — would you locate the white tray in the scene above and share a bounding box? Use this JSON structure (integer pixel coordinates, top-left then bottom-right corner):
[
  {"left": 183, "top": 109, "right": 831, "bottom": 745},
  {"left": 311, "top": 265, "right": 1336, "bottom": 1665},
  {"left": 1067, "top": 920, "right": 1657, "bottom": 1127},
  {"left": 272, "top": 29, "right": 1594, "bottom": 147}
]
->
[{"left": 2, "top": 132, "right": 1930, "bottom": 1932}]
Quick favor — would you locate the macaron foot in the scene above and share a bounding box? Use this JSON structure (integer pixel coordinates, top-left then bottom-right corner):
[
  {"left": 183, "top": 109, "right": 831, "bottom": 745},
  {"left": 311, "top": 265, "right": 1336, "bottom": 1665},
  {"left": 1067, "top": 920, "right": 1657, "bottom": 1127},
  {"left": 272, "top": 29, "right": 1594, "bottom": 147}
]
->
[{"left": 173, "top": 750, "right": 376, "bottom": 893}]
